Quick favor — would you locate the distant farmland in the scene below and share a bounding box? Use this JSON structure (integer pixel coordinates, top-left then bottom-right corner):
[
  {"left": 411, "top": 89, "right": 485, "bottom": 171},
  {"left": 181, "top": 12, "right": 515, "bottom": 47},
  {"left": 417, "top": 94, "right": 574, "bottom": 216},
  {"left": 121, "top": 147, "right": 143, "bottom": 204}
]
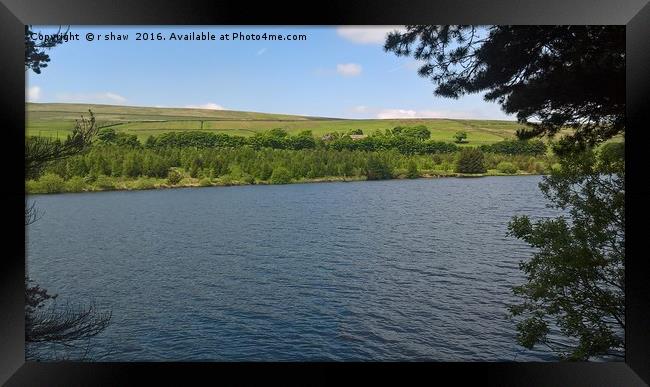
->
[{"left": 26, "top": 102, "right": 525, "bottom": 145}]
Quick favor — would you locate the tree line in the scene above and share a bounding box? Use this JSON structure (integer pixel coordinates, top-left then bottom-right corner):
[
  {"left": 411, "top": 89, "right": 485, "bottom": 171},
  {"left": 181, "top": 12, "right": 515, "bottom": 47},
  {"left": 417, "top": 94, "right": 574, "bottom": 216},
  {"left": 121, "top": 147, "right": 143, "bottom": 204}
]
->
[
  {"left": 126, "top": 127, "right": 547, "bottom": 156},
  {"left": 26, "top": 141, "right": 555, "bottom": 194}
]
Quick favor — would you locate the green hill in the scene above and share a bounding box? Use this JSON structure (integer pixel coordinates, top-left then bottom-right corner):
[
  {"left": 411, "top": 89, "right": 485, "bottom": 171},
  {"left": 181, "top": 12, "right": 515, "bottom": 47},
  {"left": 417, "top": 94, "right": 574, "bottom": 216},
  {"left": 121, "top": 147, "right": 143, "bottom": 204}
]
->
[{"left": 26, "top": 102, "right": 524, "bottom": 145}]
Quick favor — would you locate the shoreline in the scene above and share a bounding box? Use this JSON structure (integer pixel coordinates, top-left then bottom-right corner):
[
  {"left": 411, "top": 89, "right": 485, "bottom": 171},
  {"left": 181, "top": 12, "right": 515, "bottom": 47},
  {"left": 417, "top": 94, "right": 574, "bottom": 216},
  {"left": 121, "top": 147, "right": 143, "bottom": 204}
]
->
[{"left": 26, "top": 171, "right": 545, "bottom": 196}]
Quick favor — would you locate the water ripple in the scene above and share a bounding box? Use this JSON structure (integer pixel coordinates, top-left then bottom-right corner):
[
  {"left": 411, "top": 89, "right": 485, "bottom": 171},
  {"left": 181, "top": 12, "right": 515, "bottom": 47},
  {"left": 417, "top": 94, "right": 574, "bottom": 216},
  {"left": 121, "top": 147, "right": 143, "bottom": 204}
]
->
[{"left": 27, "top": 176, "right": 562, "bottom": 361}]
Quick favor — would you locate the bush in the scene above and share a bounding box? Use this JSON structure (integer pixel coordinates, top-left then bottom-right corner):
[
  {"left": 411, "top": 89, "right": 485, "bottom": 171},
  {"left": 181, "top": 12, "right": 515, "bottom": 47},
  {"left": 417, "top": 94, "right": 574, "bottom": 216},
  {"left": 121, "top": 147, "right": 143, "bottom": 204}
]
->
[
  {"left": 406, "top": 160, "right": 420, "bottom": 179},
  {"left": 199, "top": 177, "right": 212, "bottom": 187},
  {"left": 270, "top": 167, "right": 292, "bottom": 184},
  {"left": 455, "top": 148, "right": 487, "bottom": 174},
  {"left": 480, "top": 140, "right": 547, "bottom": 156},
  {"left": 65, "top": 176, "right": 86, "bottom": 192},
  {"left": 130, "top": 178, "right": 156, "bottom": 190},
  {"left": 496, "top": 161, "right": 518, "bottom": 174},
  {"left": 94, "top": 175, "right": 114, "bottom": 190},
  {"left": 533, "top": 161, "right": 548, "bottom": 174},
  {"left": 167, "top": 169, "right": 183, "bottom": 185},
  {"left": 598, "top": 142, "right": 624, "bottom": 168},
  {"left": 38, "top": 173, "right": 66, "bottom": 193},
  {"left": 454, "top": 131, "right": 468, "bottom": 143},
  {"left": 366, "top": 156, "right": 393, "bottom": 180},
  {"left": 26, "top": 180, "right": 42, "bottom": 194}
]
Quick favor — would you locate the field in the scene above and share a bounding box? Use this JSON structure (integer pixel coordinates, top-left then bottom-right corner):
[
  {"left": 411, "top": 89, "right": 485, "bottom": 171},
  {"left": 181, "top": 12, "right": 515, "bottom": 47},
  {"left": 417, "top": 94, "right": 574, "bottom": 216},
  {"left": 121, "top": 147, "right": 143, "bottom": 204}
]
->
[{"left": 26, "top": 103, "right": 525, "bottom": 145}]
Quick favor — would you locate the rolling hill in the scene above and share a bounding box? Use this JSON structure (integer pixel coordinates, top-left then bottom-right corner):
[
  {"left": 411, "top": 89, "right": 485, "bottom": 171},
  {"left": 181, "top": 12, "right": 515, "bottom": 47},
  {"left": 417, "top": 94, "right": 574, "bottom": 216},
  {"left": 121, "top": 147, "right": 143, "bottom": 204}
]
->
[{"left": 26, "top": 102, "right": 524, "bottom": 145}]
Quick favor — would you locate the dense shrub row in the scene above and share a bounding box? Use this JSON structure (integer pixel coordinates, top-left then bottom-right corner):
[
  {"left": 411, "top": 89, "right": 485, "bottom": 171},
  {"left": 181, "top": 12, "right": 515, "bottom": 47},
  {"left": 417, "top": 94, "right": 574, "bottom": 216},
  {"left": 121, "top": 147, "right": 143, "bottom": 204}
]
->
[
  {"left": 96, "top": 127, "right": 548, "bottom": 157},
  {"left": 479, "top": 139, "right": 547, "bottom": 156},
  {"left": 26, "top": 142, "right": 555, "bottom": 194}
]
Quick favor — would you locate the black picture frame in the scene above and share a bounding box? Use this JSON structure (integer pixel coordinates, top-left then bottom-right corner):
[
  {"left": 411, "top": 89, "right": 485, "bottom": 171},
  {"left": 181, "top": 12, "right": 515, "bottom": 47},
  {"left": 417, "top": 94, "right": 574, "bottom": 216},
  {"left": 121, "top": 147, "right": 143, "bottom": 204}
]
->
[{"left": 2, "top": 0, "right": 649, "bottom": 385}]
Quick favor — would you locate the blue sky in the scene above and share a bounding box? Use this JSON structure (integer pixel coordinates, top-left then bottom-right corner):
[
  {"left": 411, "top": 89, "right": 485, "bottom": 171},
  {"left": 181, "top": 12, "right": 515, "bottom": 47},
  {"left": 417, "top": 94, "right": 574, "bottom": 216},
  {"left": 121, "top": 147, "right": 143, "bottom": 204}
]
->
[{"left": 26, "top": 26, "right": 514, "bottom": 120}]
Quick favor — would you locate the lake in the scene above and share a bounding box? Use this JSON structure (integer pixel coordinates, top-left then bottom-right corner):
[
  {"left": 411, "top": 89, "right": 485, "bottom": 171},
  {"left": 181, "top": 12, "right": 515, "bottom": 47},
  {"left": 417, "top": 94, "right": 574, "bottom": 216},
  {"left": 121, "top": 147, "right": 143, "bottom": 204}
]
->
[{"left": 26, "top": 176, "right": 563, "bottom": 361}]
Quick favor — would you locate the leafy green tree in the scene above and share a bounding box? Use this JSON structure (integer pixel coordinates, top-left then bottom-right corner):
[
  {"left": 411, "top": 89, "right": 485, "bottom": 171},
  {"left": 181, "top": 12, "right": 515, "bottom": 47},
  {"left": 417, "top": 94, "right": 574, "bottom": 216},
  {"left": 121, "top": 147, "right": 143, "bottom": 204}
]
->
[
  {"left": 25, "top": 111, "right": 98, "bottom": 180},
  {"left": 403, "top": 125, "right": 431, "bottom": 141},
  {"left": 384, "top": 26, "right": 624, "bottom": 154},
  {"left": 366, "top": 155, "right": 393, "bottom": 180},
  {"left": 455, "top": 148, "right": 486, "bottom": 174},
  {"left": 496, "top": 161, "right": 518, "bottom": 174},
  {"left": 122, "top": 153, "right": 141, "bottom": 177},
  {"left": 406, "top": 160, "right": 420, "bottom": 178},
  {"left": 481, "top": 140, "right": 547, "bottom": 156},
  {"left": 167, "top": 169, "right": 183, "bottom": 185},
  {"left": 97, "top": 127, "right": 118, "bottom": 143},
  {"left": 290, "top": 130, "right": 316, "bottom": 150},
  {"left": 507, "top": 144, "right": 624, "bottom": 360},
  {"left": 454, "top": 131, "right": 468, "bottom": 144},
  {"left": 65, "top": 176, "right": 85, "bottom": 192},
  {"left": 36, "top": 173, "right": 65, "bottom": 193},
  {"left": 114, "top": 133, "right": 141, "bottom": 148},
  {"left": 270, "top": 166, "right": 292, "bottom": 184}
]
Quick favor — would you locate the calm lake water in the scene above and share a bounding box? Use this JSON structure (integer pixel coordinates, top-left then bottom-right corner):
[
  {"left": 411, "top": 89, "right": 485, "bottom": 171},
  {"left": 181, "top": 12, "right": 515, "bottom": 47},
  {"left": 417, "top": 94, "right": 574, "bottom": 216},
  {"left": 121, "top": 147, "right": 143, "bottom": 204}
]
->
[{"left": 27, "top": 176, "right": 563, "bottom": 361}]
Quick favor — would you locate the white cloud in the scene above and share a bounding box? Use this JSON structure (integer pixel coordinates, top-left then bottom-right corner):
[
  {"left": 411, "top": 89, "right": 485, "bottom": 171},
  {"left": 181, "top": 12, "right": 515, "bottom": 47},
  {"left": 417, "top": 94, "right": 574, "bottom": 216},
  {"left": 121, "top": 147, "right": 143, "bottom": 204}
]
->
[
  {"left": 376, "top": 109, "right": 447, "bottom": 119},
  {"left": 56, "top": 92, "right": 127, "bottom": 104},
  {"left": 184, "top": 103, "right": 225, "bottom": 110},
  {"left": 352, "top": 105, "right": 368, "bottom": 113},
  {"left": 256, "top": 48, "right": 267, "bottom": 56},
  {"left": 27, "top": 86, "right": 41, "bottom": 101},
  {"left": 103, "top": 92, "right": 127, "bottom": 103},
  {"left": 336, "top": 63, "right": 362, "bottom": 77},
  {"left": 375, "top": 108, "right": 504, "bottom": 120},
  {"left": 336, "top": 26, "right": 405, "bottom": 44}
]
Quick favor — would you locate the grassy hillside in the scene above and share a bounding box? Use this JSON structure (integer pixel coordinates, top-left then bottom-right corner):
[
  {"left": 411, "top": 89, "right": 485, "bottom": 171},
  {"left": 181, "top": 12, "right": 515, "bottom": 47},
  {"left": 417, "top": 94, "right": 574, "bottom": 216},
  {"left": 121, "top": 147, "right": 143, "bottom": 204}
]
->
[{"left": 26, "top": 102, "right": 524, "bottom": 145}]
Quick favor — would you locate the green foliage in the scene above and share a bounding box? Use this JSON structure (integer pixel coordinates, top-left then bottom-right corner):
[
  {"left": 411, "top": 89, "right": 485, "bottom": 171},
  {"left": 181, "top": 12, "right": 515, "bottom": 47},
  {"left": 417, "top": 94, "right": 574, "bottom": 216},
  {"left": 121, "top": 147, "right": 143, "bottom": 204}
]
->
[
  {"left": 25, "top": 180, "right": 40, "bottom": 193},
  {"left": 392, "top": 125, "right": 431, "bottom": 141},
  {"left": 93, "top": 175, "right": 114, "bottom": 190},
  {"left": 455, "top": 148, "right": 486, "bottom": 174},
  {"left": 384, "top": 26, "right": 624, "bottom": 153},
  {"left": 166, "top": 169, "right": 183, "bottom": 185},
  {"left": 366, "top": 156, "right": 393, "bottom": 180},
  {"left": 149, "top": 131, "right": 246, "bottom": 148},
  {"left": 270, "top": 167, "right": 292, "bottom": 184},
  {"left": 37, "top": 173, "right": 65, "bottom": 193},
  {"left": 480, "top": 140, "right": 547, "bottom": 156},
  {"left": 132, "top": 177, "right": 157, "bottom": 190},
  {"left": 32, "top": 142, "right": 552, "bottom": 193},
  {"left": 507, "top": 147, "right": 624, "bottom": 360},
  {"left": 97, "top": 127, "right": 140, "bottom": 148},
  {"left": 114, "top": 133, "right": 141, "bottom": 148},
  {"left": 122, "top": 153, "right": 141, "bottom": 177},
  {"left": 406, "top": 160, "right": 420, "bottom": 178},
  {"left": 25, "top": 110, "right": 98, "bottom": 180},
  {"left": 454, "top": 131, "right": 468, "bottom": 143},
  {"left": 290, "top": 130, "right": 316, "bottom": 150},
  {"left": 598, "top": 142, "right": 624, "bottom": 170},
  {"left": 97, "top": 127, "right": 118, "bottom": 143},
  {"left": 199, "top": 177, "right": 213, "bottom": 187},
  {"left": 65, "top": 176, "right": 85, "bottom": 192},
  {"left": 496, "top": 161, "right": 518, "bottom": 174}
]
